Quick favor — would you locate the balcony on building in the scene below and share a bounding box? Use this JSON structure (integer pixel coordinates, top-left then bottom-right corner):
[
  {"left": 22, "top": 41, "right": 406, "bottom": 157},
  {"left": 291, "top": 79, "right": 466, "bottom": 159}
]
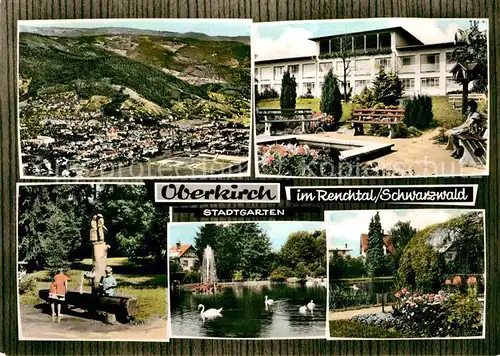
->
[{"left": 420, "top": 53, "right": 440, "bottom": 73}]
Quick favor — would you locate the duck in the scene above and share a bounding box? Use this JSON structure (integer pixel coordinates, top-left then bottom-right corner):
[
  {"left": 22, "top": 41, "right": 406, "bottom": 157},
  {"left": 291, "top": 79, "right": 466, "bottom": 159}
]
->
[
  {"left": 299, "top": 305, "right": 308, "bottom": 313},
  {"left": 265, "top": 295, "right": 274, "bottom": 306},
  {"left": 307, "top": 300, "right": 315, "bottom": 311},
  {"left": 198, "top": 304, "right": 222, "bottom": 318}
]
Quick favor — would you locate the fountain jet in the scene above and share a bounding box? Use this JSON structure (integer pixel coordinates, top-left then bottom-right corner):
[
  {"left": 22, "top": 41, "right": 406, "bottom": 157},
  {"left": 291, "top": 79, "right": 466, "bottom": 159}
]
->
[{"left": 200, "top": 245, "right": 218, "bottom": 290}]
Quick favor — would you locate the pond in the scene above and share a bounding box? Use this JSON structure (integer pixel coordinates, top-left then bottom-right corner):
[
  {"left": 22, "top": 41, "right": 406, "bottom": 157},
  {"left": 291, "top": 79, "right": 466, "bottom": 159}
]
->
[
  {"left": 170, "top": 283, "right": 326, "bottom": 338},
  {"left": 329, "top": 279, "right": 395, "bottom": 310}
]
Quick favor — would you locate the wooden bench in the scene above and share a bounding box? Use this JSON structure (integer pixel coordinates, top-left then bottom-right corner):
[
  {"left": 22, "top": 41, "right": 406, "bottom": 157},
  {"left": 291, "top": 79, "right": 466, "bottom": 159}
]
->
[
  {"left": 457, "top": 128, "right": 488, "bottom": 168},
  {"left": 448, "top": 93, "right": 486, "bottom": 110},
  {"left": 256, "top": 108, "right": 314, "bottom": 136},
  {"left": 347, "top": 107, "right": 405, "bottom": 139}
]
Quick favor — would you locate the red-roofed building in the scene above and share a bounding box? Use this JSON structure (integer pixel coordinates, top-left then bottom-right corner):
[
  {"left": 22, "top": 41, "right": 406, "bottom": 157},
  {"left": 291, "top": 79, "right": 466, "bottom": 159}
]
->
[
  {"left": 170, "top": 242, "right": 198, "bottom": 271},
  {"left": 360, "top": 233, "right": 396, "bottom": 258}
]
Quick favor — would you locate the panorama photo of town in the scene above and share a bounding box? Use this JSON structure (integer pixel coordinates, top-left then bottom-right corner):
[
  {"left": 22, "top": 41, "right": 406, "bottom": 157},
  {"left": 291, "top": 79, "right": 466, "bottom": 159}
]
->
[
  {"left": 254, "top": 19, "right": 489, "bottom": 178},
  {"left": 18, "top": 19, "right": 251, "bottom": 178}
]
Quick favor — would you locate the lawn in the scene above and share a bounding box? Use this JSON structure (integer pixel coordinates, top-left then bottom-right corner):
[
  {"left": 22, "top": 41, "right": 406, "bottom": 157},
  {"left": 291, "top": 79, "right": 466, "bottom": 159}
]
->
[
  {"left": 431, "top": 96, "right": 464, "bottom": 130},
  {"left": 19, "top": 259, "right": 167, "bottom": 323},
  {"left": 329, "top": 320, "right": 410, "bottom": 338}
]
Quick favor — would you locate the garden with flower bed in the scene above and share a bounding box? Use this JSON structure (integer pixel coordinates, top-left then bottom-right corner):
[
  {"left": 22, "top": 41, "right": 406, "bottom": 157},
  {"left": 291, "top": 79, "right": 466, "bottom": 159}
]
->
[{"left": 328, "top": 211, "right": 485, "bottom": 338}]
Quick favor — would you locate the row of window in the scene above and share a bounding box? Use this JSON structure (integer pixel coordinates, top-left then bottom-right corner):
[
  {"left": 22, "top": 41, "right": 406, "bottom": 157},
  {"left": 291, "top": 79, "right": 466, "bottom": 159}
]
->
[
  {"left": 257, "top": 52, "right": 455, "bottom": 81},
  {"left": 260, "top": 77, "right": 461, "bottom": 94},
  {"left": 318, "top": 32, "right": 392, "bottom": 55}
]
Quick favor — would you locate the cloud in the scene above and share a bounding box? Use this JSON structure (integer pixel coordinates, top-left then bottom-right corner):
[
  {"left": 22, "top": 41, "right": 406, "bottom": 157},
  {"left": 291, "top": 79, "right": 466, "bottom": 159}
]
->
[
  {"left": 253, "top": 26, "right": 316, "bottom": 61},
  {"left": 326, "top": 209, "right": 461, "bottom": 256},
  {"left": 385, "top": 18, "right": 459, "bottom": 44}
]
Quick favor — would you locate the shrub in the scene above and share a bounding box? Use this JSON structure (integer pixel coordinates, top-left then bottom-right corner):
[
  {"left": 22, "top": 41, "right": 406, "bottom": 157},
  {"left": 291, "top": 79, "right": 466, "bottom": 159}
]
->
[
  {"left": 329, "top": 285, "right": 373, "bottom": 310},
  {"left": 183, "top": 270, "right": 200, "bottom": 284},
  {"left": 19, "top": 275, "right": 37, "bottom": 295},
  {"left": 433, "top": 128, "right": 449, "bottom": 145},
  {"left": 320, "top": 70, "right": 343, "bottom": 122},
  {"left": 233, "top": 270, "right": 244, "bottom": 281},
  {"left": 403, "top": 95, "right": 434, "bottom": 130},
  {"left": 370, "top": 68, "right": 403, "bottom": 107},
  {"left": 445, "top": 286, "right": 483, "bottom": 336},
  {"left": 329, "top": 320, "right": 410, "bottom": 338},
  {"left": 280, "top": 71, "right": 297, "bottom": 109},
  {"left": 248, "top": 272, "right": 262, "bottom": 281},
  {"left": 258, "top": 88, "right": 279, "bottom": 101},
  {"left": 395, "top": 124, "right": 423, "bottom": 139}
]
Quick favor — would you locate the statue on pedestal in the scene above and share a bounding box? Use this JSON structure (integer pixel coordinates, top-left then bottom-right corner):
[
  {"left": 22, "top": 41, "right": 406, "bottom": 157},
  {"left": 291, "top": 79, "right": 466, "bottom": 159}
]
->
[
  {"left": 90, "top": 215, "right": 98, "bottom": 243},
  {"left": 97, "top": 214, "right": 108, "bottom": 244}
]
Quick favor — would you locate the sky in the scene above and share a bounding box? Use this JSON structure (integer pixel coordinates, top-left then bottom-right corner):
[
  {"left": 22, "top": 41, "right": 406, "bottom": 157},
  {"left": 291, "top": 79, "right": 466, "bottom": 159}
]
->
[
  {"left": 169, "top": 221, "right": 324, "bottom": 251},
  {"left": 253, "top": 18, "right": 488, "bottom": 60},
  {"left": 20, "top": 19, "right": 251, "bottom": 37},
  {"left": 326, "top": 209, "right": 473, "bottom": 257}
]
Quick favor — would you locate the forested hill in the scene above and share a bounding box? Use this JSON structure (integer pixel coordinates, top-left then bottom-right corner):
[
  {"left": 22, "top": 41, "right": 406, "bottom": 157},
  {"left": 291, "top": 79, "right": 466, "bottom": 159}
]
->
[{"left": 18, "top": 31, "right": 251, "bottom": 108}]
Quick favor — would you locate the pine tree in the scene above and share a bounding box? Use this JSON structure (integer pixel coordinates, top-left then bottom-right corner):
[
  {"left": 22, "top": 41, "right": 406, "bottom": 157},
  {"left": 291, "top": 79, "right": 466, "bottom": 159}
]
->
[
  {"left": 371, "top": 68, "right": 403, "bottom": 107},
  {"left": 320, "top": 69, "right": 343, "bottom": 123},
  {"left": 365, "top": 212, "right": 385, "bottom": 277},
  {"left": 280, "top": 70, "right": 297, "bottom": 109}
]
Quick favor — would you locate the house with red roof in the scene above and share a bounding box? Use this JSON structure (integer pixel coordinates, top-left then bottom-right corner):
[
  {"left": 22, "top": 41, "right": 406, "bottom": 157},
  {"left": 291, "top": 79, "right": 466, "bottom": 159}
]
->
[
  {"left": 360, "top": 233, "right": 396, "bottom": 257},
  {"left": 170, "top": 242, "right": 198, "bottom": 271}
]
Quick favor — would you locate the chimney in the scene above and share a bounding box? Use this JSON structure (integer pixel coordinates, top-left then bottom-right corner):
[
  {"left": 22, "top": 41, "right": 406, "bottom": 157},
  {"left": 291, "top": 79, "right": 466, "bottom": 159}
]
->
[
  {"left": 345, "top": 243, "right": 348, "bottom": 249},
  {"left": 176, "top": 241, "right": 181, "bottom": 250}
]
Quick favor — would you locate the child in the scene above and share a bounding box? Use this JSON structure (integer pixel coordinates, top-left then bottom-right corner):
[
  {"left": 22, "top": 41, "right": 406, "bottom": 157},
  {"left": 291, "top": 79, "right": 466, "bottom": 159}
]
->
[
  {"left": 100, "top": 266, "right": 117, "bottom": 297},
  {"left": 48, "top": 269, "right": 68, "bottom": 317}
]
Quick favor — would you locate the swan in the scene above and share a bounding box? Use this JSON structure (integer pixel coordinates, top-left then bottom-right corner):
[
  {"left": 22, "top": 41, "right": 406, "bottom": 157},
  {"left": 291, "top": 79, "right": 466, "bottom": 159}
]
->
[
  {"left": 265, "top": 295, "right": 274, "bottom": 306},
  {"left": 198, "top": 304, "right": 222, "bottom": 318},
  {"left": 307, "top": 300, "right": 315, "bottom": 311},
  {"left": 351, "top": 284, "right": 359, "bottom": 291},
  {"left": 299, "top": 305, "right": 307, "bottom": 313}
]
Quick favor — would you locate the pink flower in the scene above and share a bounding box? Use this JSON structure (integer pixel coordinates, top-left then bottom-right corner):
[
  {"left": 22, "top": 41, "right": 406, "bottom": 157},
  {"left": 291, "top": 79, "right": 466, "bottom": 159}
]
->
[
  {"left": 467, "top": 276, "right": 477, "bottom": 285},
  {"left": 296, "top": 145, "right": 306, "bottom": 155},
  {"left": 266, "top": 155, "right": 274, "bottom": 164},
  {"left": 394, "top": 292, "right": 401, "bottom": 298},
  {"left": 452, "top": 276, "right": 462, "bottom": 285},
  {"left": 310, "top": 150, "right": 318, "bottom": 158},
  {"left": 445, "top": 279, "right": 451, "bottom": 285},
  {"left": 402, "top": 288, "right": 408, "bottom": 294}
]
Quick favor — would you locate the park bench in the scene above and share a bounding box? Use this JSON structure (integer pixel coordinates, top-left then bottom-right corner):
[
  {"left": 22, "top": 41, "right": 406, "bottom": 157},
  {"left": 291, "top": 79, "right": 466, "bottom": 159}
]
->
[
  {"left": 347, "top": 107, "right": 405, "bottom": 139},
  {"left": 448, "top": 93, "right": 486, "bottom": 110},
  {"left": 457, "top": 127, "right": 488, "bottom": 168},
  {"left": 256, "top": 108, "right": 321, "bottom": 136}
]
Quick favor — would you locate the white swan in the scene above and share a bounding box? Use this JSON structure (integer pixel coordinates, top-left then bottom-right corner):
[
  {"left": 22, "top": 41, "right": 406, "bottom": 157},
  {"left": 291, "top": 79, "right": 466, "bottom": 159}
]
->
[
  {"left": 265, "top": 295, "right": 274, "bottom": 306},
  {"left": 351, "top": 284, "right": 359, "bottom": 291},
  {"left": 299, "top": 305, "right": 307, "bottom": 313},
  {"left": 307, "top": 300, "right": 315, "bottom": 311},
  {"left": 198, "top": 304, "right": 222, "bottom": 319}
]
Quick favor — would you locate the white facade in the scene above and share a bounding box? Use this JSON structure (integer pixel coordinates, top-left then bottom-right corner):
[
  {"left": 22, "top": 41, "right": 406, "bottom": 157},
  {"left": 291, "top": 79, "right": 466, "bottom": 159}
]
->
[{"left": 255, "top": 28, "right": 464, "bottom": 98}]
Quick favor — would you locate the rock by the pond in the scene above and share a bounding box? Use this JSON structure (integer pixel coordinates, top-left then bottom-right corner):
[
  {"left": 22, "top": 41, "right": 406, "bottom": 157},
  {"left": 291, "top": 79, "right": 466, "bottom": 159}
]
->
[{"left": 351, "top": 312, "right": 396, "bottom": 327}]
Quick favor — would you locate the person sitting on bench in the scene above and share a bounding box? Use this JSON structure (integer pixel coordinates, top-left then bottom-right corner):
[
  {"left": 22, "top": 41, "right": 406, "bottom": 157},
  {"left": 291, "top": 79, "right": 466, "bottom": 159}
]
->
[{"left": 447, "top": 99, "right": 485, "bottom": 159}]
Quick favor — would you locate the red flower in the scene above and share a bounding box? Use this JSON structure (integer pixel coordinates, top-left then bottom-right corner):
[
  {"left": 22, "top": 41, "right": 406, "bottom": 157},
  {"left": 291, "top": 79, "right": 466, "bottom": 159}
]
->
[
  {"left": 467, "top": 276, "right": 477, "bottom": 285},
  {"left": 452, "top": 276, "right": 462, "bottom": 285}
]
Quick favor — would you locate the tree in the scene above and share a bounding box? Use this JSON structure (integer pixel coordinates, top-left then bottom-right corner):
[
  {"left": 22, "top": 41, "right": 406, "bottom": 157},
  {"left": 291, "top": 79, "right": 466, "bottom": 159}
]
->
[
  {"left": 328, "top": 35, "right": 355, "bottom": 101},
  {"left": 388, "top": 221, "right": 417, "bottom": 267},
  {"left": 365, "top": 212, "right": 385, "bottom": 277},
  {"left": 370, "top": 68, "right": 404, "bottom": 107},
  {"left": 320, "top": 70, "right": 343, "bottom": 122},
  {"left": 280, "top": 70, "right": 297, "bottom": 109},
  {"left": 452, "top": 20, "right": 488, "bottom": 94}
]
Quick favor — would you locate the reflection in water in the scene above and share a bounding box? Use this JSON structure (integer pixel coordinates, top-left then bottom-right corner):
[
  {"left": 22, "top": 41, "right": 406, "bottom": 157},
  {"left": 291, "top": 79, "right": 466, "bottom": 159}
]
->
[{"left": 171, "top": 284, "right": 326, "bottom": 338}]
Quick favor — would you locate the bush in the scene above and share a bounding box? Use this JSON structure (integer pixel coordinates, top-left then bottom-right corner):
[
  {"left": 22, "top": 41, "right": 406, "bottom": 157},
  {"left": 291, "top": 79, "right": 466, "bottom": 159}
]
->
[
  {"left": 183, "top": 270, "right": 200, "bottom": 284},
  {"left": 433, "top": 128, "right": 449, "bottom": 145},
  {"left": 395, "top": 124, "right": 423, "bottom": 139},
  {"left": 329, "top": 285, "right": 373, "bottom": 310},
  {"left": 248, "top": 272, "right": 262, "bottom": 280},
  {"left": 257, "top": 88, "right": 279, "bottom": 101},
  {"left": 320, "top": 70, "right": 342, "bottom": 122},
  {"left": 445, "top": 286, "right": 483, "bottom": 336},
  {"left": 233, "top": 270, "right": 244, "bottom": 281},
  {"left": 19, "top": 275, "right": 37, "bottom": 295},
  {"left": 329, "top": 320, "right": 410, "bottom": 338},
  {"left": 403, "top": 95, "right": 434, "bottom": 130},
  {"left": 280, "top": 71, "right": 297, "bottom": 109}
]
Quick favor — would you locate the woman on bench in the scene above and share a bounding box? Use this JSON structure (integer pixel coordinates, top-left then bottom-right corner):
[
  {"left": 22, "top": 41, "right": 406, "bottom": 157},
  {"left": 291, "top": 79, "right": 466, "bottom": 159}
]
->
[{"left": 447, "top": 99, "right": 485, "bottom": 159}]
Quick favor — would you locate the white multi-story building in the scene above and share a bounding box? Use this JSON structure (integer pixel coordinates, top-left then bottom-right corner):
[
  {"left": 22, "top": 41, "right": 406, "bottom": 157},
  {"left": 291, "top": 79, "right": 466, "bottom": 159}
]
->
[{"left": 255, "top": 26, "right": 464, "bottom": 98}]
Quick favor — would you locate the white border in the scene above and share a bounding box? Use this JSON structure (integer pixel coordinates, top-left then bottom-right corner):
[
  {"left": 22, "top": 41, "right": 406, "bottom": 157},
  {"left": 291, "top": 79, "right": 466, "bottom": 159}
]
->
[
  {"left": 285, "top": 184, "right": 479, "bottom": 206},
  {"left": 252, "top": 17, "right": 490, "bottom": 179},
  {"left": 324, "top": 208, "right": 487, "bottom": 340},
  {"left": 167, "top": 219, "right": 327, "bottom": 340},
  {"left": 155, "top": 182, "right": 281, "bottom": 203},
  {"left": 16, "top": 181, "right": 170, "bottom": 342},
  {"left": 17, "top": 18, "right": 253, "bottom": 180}
]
